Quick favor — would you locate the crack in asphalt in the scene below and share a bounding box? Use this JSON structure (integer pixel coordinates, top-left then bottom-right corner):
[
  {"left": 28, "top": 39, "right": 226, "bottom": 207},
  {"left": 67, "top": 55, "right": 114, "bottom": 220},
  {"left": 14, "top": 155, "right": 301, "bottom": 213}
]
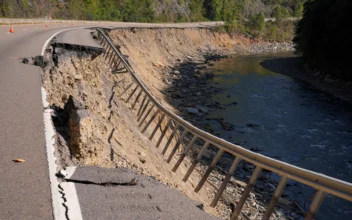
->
[
  {"left": 61, "top": 178, "right": 138, "bottom": 187},
  {"left": 58, "top": 184, "right": 70, "bottom": 220}
]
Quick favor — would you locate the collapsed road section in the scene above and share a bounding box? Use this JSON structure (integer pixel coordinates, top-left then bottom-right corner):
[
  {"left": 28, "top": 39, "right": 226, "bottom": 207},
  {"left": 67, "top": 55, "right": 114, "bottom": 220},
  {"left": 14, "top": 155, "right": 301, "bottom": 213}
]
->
[
  {"left": 38, "top": 27, "right": 352, "bottom": 220},
  {"left": 39, "top": 28, "right": 224, "bottom": 220}
]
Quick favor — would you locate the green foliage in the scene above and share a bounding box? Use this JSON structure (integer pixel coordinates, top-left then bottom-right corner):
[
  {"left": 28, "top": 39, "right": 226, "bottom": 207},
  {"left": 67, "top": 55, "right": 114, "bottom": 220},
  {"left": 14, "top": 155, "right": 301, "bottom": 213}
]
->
[
  {"left": 0, "top": 0, "right": 305, "bottom": 43},
  {"left": 294, "top": 0, "right": 352, "bottom": 80},
  {"left": 249, "top": 12, "right": 265, "bottom": 31}
]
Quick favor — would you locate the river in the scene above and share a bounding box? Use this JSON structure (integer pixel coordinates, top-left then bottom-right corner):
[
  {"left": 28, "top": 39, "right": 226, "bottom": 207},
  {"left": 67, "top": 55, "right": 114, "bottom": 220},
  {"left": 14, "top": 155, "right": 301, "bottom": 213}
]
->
[{"left": 205, "top": 52, "right": 352, "bottom": 219}]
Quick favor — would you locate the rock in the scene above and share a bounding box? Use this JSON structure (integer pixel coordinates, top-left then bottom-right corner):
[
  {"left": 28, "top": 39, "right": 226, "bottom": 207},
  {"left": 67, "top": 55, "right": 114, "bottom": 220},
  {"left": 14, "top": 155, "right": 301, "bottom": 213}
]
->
[
  {"left": 233, "top": 180, "right": 247, "bottom": 188},
  {"left": 34, "top": 55, "right": 49, "bottom": 68},
  {"left": 139, "top": 157, "right": 146, "bottom": 164},
  {"left": 196, "top": 105, "right": 210, "bottom": 114},
  {"left": 22, "top": 58, "right": 29, "bottom": 64},
  {"left": 74, "top": 74, "right": 83, "bottom": 80},
  {"left": 173, "top": 70, "right": 181, "bottom": 75},
  {"left": 196, "top": 65, "right": 206, "bottom": 70},
  {"left": 278, "top": 197, "right": 292, "bottom": 206},
  {"left": 186, "top": 107, "right": 200, "bottom": 114},
  {"left": 220, "top": 121, "right": 234, "bottom": 131},
  {"left": 205, "top": 72, "right": 214, "bottom": 79},
  {"left": 152, "top": 62, "right": 164, "bottom": 67}
]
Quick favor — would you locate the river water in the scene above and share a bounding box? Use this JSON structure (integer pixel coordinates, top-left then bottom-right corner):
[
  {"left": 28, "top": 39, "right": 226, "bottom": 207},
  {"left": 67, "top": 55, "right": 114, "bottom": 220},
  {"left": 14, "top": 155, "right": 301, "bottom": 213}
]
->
[{"left": 205, "top": 52, "right": 352, "bottom": 219}]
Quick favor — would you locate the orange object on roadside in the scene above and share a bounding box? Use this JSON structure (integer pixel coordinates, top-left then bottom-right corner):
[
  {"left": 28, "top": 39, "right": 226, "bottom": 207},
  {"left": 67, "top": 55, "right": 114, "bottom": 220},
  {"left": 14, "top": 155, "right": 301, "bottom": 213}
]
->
[
  {"left": 46, "top": 23, "right": 48, "bottom": 28},
  {"left": 9, "top": 25, "right": 14, "bottom": 33}
]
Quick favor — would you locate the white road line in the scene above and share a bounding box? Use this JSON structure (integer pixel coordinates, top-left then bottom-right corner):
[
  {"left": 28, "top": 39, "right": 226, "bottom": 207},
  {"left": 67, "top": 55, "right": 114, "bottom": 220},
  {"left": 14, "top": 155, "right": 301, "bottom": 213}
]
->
[
  {"left": 61, "top": 182, "right": 83, "bottom": 220},
  {"left": 41, "top": 27, "right": 85, "bottom": 220}
]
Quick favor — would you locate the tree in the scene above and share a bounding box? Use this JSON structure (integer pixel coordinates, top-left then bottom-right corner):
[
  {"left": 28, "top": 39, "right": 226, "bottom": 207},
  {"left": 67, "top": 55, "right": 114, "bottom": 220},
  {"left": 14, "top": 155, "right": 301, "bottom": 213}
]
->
[
  {"left": 294, "top": 0, "right": 352, "bottom": 80},
  {"left": 249, "top": 12, "right": 265, "bottom": 31}
]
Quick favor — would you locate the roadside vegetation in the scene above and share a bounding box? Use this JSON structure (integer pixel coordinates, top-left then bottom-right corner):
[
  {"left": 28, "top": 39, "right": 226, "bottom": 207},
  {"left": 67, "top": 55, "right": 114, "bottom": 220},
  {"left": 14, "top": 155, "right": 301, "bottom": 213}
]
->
[
  {"left": 294, "top": 0, "right": 352, "bottom": 80},
  {"left": 0, "top": 0, "right": 305, "bottom": 42}
]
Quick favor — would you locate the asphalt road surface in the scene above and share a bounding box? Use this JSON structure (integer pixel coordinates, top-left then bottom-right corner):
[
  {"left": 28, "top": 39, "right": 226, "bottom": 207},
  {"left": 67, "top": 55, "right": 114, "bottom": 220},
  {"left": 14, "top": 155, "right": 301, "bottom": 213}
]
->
[{"left": 0, "top": 22, "right": 222, "bottom": 220}]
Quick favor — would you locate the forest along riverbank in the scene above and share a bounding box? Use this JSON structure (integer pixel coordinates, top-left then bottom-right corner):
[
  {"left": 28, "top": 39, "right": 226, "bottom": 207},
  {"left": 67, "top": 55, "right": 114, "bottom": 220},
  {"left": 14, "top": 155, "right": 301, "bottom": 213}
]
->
[{"left": 163, "top": 52, "right": 352, "bottom": 220}]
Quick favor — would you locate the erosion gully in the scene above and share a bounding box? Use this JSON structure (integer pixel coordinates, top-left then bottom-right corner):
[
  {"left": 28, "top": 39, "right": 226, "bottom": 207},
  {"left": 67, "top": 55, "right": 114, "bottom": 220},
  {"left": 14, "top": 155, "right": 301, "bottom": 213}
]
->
[{"left": 199, "top": 52, "right": 352, "bottom": 220}]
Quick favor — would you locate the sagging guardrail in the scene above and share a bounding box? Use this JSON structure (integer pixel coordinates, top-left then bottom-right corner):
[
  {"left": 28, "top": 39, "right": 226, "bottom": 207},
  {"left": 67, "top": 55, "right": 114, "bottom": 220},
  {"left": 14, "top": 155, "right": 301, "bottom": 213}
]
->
[{"left": 96, "top": 28, "right": 352, "bottom": 220}]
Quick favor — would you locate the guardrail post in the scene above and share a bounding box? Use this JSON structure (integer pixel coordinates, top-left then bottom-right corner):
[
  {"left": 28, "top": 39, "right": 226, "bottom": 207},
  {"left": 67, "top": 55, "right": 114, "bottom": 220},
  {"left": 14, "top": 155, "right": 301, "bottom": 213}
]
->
[
  {"left": 137, "top": 99, "right": 151, "bottom": 122},
  {"left": 141, "top": 109, "right": 160, "bottom": 134},
  {"left": 125, "top": 85, "right": 139, "bottom": 103},
  {"left": 183, "top": 141, "right": 210, "bottom": 182},
  {"left": 194, "top": 149, "right": 224, "bottom": 192},
  {"left": 305, "top": 190, "right": 326, "bottom": 220},
  {"left": 211, "top": 156, "right": 242, "bottom": 207},
  {"left": 104, "top": 47, "right": 111, "bottom": 59},
  {"left": 131, "top": 90, "right": 143, "bottom": 110},
  {"left": 231, "top": 166, "right": 262, "bottom": 220},
  {"left": 167, "top": 129, "right": 189, "bottom": 163},
  {"left": 119, "top": 81, "right": 135, "bottom": 97},
  {"left": 137, "top": 94, "right": 147, "bottom": 117},
  {"left": 149, "top": 114, "right": 166, "bottom": 140},
  {"left": 138, "top": 104, "right": 154, "bottom": 127},
  {"left": 262, "top": 176, "right": 288, "bottom": 220},
  {"left": 172, "top": 135, "right": 197, "bottom": 172},
  {"left": 109, "top": 54, "right": 116, "bottom": 65},
  {"left": 161, "top": 124, "right": 180, "bottom": 155},
  {"left": 156, "top": 119, "right": 172, "bottom": 148}
]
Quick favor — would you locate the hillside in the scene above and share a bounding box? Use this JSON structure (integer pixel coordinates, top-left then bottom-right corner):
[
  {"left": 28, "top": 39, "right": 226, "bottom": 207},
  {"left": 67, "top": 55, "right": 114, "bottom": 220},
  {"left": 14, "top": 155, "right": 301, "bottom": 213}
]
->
[
  {"left": 0, "top": 0, "right": 305, "bottom": 21},
  {"left": 0, "top": 0, "right": 305, "bottom": 42}
]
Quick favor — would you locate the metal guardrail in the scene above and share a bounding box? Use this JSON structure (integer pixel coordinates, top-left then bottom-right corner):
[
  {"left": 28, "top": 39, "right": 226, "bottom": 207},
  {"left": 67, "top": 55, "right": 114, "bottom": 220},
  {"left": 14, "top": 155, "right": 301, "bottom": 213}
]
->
[{"left": 96, "top": 28, "right": 352, "bottom": 220}]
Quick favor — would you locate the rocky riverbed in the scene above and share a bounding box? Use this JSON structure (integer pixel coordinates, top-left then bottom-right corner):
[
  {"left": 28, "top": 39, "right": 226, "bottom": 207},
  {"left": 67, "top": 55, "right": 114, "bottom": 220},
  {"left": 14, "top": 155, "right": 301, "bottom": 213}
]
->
[{"left": 159, "top": 54, "right": 307, "bottom": 219}]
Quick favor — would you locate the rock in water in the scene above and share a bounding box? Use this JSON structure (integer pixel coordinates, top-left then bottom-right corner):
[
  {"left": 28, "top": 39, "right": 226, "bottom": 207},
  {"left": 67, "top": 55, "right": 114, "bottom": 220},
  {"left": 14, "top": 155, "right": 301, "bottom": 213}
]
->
[
  {"left": 220, "top": 121, "right": 234, "bottom": 130},
  {"left": 186, "top": 107, "right": 200, "bottom": 114}
]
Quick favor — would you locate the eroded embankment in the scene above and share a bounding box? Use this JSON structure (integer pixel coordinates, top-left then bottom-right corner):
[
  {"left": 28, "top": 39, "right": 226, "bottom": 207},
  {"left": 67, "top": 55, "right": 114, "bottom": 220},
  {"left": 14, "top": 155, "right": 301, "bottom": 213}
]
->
[{"left": 42, "top": 28, "right": 301, "bottom": 220}]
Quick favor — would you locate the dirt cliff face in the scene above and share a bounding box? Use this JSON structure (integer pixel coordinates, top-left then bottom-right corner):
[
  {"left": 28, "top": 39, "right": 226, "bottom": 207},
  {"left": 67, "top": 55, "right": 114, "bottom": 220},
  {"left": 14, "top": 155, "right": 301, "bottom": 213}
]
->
[{"left": 42, "top": 46, "right": 232, "bottom": 218}]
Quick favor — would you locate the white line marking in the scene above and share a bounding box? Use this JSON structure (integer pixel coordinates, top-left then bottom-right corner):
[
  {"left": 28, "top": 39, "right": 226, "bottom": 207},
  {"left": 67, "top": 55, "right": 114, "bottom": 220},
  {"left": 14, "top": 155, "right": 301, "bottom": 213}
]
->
[
  {"left": 43, "top": 108, "right": 66, "bottom": 219},
  {"left": 41, "top": 27, "right": 86, "bottom": 220},
  {"left": 65, "top": 166, "right": 78, "bottom": 178},
  {"left": 61, "top": 182, "right": 83, "bottom": 220}
]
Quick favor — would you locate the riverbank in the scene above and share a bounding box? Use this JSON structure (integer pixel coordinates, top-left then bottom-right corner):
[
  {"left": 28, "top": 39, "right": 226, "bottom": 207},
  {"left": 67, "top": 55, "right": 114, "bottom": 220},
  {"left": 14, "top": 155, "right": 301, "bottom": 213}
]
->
[
  {"left": 261, "top": 57, "right": 352, "bottom": 103},
  {"left": 108, "top": 28, "right": 305, "bottom": 219}
]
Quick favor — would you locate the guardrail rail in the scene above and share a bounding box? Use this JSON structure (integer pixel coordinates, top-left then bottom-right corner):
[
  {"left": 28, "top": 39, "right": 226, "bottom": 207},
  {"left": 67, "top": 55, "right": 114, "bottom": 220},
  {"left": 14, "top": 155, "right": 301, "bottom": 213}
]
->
[{"left": 96, "top": 28, "right": 352, "bottom": 220}]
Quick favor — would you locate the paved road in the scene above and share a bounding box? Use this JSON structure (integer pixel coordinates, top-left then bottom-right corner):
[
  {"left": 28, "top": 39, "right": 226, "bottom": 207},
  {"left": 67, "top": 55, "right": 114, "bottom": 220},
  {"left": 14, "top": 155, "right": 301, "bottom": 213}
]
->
[
  {"left": 0, "top": 23, "right": 100, "bottom": 220},
  {"left": 64, "top": 167, "right": 219, "bottom": 220},
  {"left": 0, "top": 22, "right": 222, "bottom": 220}
]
